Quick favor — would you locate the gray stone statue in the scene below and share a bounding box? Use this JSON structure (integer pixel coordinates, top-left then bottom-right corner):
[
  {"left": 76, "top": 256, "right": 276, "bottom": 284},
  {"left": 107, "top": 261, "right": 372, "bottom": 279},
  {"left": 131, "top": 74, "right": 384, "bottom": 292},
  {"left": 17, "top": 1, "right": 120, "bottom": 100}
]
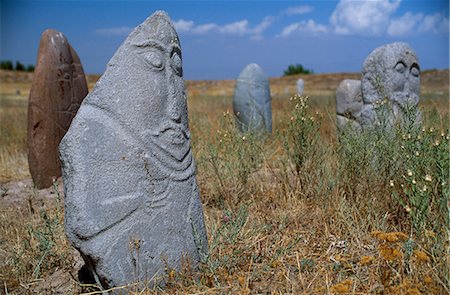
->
[
  {"left": 335, "top": 79, "right": 363, "bottom": 131},
  {"left": 361, "top": 42, "right": 421, "bottom": 128},
  {"left": 233, "top": 63, "right": 272, "bottom": 134},
  {"left": 336, "top": 42, "right": 421, "bottom": 131},
  {"left": 59, "top": 11, "right": 208, "bottom": 290},
  {"left": 296, "top": 78, "right": 304, "bottom": 95}
]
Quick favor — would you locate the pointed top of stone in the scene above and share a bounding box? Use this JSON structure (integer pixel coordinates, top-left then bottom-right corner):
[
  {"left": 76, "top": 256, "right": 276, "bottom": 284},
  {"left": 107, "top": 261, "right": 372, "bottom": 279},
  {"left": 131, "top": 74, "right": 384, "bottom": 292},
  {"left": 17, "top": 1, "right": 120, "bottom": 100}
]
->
[
  {"left": 35, "top": 29, "right": 75, "bottom": 67},
  {"left": 238, "top": 63, "right": 266, "bottom": 81},
  {"left": 127, "top": 10, "right": 180, "bottom": 50},
  {"left": 41, "top": 29, "right": 68, "bottom": 46}
]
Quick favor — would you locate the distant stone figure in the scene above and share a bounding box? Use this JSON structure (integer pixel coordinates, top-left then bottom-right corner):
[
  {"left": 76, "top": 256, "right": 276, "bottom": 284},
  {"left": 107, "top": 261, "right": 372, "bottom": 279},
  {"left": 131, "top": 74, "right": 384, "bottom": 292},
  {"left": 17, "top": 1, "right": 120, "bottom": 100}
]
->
[
  {"left": 233, "top": 63, "right": 272, "bottom": 134},
  {"left": 335, "top": 79, "right": 363, "bottom": 131},
  {"left": 296, "top": 78, "right": 304, "bottom": 95},
  {"left": 28, "top": 29, "right": 88, "bottom": 189},
  {"left": 59, "top": 11, "right": 208, "bottom": 290},
  {"left": 336, "top": 42, "right": 420, "bottom": 131},
  {"left": 361, "top": 42, "right": 420, "bottom": 127}
]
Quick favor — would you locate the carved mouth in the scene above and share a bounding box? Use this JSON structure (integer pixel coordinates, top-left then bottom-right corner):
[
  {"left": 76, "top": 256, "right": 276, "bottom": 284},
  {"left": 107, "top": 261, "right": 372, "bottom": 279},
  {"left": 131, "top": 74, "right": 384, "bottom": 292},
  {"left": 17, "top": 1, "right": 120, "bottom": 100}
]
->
[
  {"left": 146, "top": 124, "right": 191, "bottom": 163},
  {"left": 159, "top": 126, "right": 189, "bottom": 145}
]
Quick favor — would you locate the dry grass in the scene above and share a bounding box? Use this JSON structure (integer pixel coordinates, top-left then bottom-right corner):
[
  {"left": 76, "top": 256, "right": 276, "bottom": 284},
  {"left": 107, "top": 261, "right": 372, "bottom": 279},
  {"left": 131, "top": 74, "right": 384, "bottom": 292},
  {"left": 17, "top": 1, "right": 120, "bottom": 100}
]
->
[
  {"left": 0, "top": 95, "right": 29, "bottom": 181},
  {"left": 0, "top": 69, "right": 448, "bottom": 294}
]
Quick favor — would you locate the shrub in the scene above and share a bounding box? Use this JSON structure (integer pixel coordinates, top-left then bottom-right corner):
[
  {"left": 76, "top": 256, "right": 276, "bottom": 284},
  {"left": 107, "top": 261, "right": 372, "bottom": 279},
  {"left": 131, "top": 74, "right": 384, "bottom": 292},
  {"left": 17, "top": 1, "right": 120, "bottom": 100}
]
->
[
  {"left": 15, "top": 61, "right": 25, "bottom": 71},
  {"left": 26, "top": 65, "right": 35, "bottom": 72},
  {"left": 199, "top": 110, "right": 264, "bottom": 205},
  {"left": 0, "top": 60, "right": 13, "bottom": 70},
  {"left": 283, "top": 63, "right": 313, "bottom": 76}
]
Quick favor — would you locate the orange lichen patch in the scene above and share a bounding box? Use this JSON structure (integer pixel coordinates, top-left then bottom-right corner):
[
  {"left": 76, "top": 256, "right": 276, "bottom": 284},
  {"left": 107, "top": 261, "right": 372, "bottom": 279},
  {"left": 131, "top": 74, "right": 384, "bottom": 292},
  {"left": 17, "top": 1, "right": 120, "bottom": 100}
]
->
[
  {"left": 238, "top": 275, "right": 246, "bottom": 287},
  {"left": 270, "top": 259, "right": 282, "bottom": 268},
  {"left": 333, "top": 254, "right": 350, "bottom": 263},
  {"left": 424, "top": 230, "right": 436, "bottom": 238},
  {"left": 314, "top": 287, "right": 326, "bottom": 293},
  {"left": 378, "top": 244, "right": 402, "bottom": 261},
  {"left": 168, "top": 269, "right": 176, "bottom": 279},
  {"left": 391, "top": 280, "right": 422, "bottom": 295},
  {"left": 413, "top": 250, "right": 430, "bottom": 262},
  {"left": 330, "top": 279, "right": 353, "bottom": 293},
  {"left": 360, "top": 255, "right": 375, "bottom": 266},
  {"left": 403, "top": 288, "right": 421, "bottom": 295},
  {"left": 371, "top": 231, "right": 408, "bottom": 242},
  {"left": 370, "top": 230, "right": 384, "bottom": 238},
  {"left": 423, "top": 276, "right": 433, "bottom": 284}
]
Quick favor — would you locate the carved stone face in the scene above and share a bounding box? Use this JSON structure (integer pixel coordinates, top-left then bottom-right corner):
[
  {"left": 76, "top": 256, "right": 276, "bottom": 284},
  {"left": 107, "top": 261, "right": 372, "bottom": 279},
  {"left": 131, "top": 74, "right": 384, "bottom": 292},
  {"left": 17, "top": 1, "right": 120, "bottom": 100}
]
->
[
  {"left": 362, "top": 42, "right": 420, "bottom": 112},
  {"left": 135, "top": 42, "right": 189, "bottom": 161},
  {"left": 127, "top": 14, "right": 191, "bottom": 165},
  {"left": 387, "top": 51, "right": 420, "bottom": 110}
]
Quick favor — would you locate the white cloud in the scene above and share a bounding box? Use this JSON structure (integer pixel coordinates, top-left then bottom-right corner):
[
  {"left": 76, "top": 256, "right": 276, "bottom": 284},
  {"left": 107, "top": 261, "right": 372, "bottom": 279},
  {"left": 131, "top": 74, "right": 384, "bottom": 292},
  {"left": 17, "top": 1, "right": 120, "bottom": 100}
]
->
[
  {"left": 280, "top": 23, "right": 301, "bottom": 37},
  {"left": 387, "top": 12, "right": 449, "bottom": 36},
  {"left": 279, "top": 19, "right": 327, "bottom": 37},
  {"left": 330, "top": 0, "right": 401, "bottom": 36},
  {"left": 284, "top": 5, "right": 314, "bottom": 16},
  {"left": 94, "top": 26, "right": 133, "bottom": 36},
  {"left": 418, "top": 13, "right": 449, "bottom": 34},
  {"left": 387, "top": 12, "right": 423, "bottom": 36},
  {"left": 253, "top": 16, "right": 275, "bottom": 35},
  {"left": 173, "top": 19, "right": 195, "bottom": 32},
  {"left": 192, "top": 23, "right": 217, "bottom": 34},
  {"left": 174, "top": 16, "right": 274, "bottom": 39},
  {"left": 219, "top": 20, "right": 250, "bottom": 35}
]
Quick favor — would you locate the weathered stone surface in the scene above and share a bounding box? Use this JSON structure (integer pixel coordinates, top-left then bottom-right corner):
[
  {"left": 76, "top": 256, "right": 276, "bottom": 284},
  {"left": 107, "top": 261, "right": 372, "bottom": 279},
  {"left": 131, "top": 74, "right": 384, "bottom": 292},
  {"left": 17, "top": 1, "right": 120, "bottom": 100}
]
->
[
  {"left": 361, "top": 42, "right": 421, "bottom": 127},
  {"left": 233, "top": 63, "right": 272, "bottom": 134},
  {"left": 336, "top": 42, "right": 421, "bottom": 132},
  {"left": 296, "top": 78, "right": 304, "bottom": 95},
  {"left": 335, "top": 79, "right": 362, "bottom": 130},
  {"left": 59, "top": 11, "right": 208, "bottom": 290},
  {"left": 28, "top": 29, "right": 88, "bottom": 189}
]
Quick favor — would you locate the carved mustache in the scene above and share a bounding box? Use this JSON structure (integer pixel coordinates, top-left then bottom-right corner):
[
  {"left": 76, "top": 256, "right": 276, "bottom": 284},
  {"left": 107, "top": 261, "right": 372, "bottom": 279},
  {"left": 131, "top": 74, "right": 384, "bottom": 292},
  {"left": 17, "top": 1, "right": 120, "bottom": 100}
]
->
[{"left": 148, "top": 123, "right": 190, "bottom": 142}]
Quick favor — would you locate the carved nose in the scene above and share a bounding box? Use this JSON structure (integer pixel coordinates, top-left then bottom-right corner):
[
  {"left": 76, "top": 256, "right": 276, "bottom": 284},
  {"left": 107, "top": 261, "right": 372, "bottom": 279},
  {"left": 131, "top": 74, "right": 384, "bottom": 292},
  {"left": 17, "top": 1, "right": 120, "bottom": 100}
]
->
[
  {"left": 166, "top": 69, "right": 181, "bottom": 123},
  {"left": 168, "top": 87, "right": 181, "bottom": 123},
  {"left": 170, "top": 108, "right": 181, "bottom": 123}
]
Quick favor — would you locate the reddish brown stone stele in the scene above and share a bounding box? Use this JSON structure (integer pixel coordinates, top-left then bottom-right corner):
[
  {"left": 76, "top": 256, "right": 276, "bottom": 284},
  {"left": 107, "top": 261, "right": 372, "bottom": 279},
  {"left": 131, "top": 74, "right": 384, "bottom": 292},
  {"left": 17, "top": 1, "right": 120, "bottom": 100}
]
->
[{"left": 28, "top": 29, "right": 88, "bottom": 189}]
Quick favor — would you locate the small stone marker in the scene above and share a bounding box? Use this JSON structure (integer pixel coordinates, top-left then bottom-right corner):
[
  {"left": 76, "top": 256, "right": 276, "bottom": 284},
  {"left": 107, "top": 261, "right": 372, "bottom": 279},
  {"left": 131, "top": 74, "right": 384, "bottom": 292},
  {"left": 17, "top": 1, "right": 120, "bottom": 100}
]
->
[
  {"left": 296, "top": 78, "right": 304, "bottom": 95},
  {"left": 28, "top": 29, "right": 88, "bottom": 189},
  {"left": 233, "top": 63, "right": 272, "bottom": 134},
  {"left": 59, "top": 11, "right": 208, "bottom": 290},
  {"left": 336, "top": 42, "right": 421, "bottom": 131},
  {"left": 335, "top": 79, "right": 363, "bottom": 131}
]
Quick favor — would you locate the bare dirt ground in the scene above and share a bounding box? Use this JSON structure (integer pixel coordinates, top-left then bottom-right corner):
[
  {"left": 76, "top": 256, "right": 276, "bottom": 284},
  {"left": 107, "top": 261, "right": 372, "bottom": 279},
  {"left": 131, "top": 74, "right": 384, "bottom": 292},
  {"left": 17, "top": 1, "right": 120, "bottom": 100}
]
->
[{"left": 0, "top": 178, "right": 86, "bottom": 294}]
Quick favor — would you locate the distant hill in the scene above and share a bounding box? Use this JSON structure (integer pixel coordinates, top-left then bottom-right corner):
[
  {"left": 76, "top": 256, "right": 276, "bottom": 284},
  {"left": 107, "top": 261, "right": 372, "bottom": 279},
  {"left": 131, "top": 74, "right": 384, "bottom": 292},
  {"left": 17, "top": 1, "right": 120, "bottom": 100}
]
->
[{"left": 1, "top": 69, "right": 448, "bottom": 98}]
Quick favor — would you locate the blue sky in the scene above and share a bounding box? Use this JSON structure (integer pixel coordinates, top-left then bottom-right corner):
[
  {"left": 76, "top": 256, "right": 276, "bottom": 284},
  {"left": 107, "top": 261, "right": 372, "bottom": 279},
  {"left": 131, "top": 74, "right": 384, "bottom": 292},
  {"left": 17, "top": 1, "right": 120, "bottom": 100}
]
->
[{"left": 1, "top": 0, "right": 448, "bottom": 80}]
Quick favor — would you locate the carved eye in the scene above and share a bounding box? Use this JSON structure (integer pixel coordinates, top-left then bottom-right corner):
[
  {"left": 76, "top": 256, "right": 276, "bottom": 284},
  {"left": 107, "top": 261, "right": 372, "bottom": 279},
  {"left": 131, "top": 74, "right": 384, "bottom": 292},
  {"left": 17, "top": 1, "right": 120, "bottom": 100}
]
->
[
  {"left": 394, "top": 62, "right": 406, "bottom": 73},
  {"left": 410, "top": 64, "right": 420, "bottom": 77},
  {"left": 171, "top": 53, "right": 182, "bottom": 76},
  {"left": 140, "top": 50, "right": 164, "bottom": 70},
  {"left": 63, "top": 72, "right": 71, "bottom": 80}
]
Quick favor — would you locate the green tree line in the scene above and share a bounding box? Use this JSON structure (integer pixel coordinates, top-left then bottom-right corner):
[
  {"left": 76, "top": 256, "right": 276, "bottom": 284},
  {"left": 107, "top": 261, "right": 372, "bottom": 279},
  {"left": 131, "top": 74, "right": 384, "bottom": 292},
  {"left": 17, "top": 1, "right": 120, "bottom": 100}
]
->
[
  {"left": 283, "top": 63, "right": 313, "bottom": 76},
  {"left": 0, "top": 60, "right": 35, "bottom": 72}
]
